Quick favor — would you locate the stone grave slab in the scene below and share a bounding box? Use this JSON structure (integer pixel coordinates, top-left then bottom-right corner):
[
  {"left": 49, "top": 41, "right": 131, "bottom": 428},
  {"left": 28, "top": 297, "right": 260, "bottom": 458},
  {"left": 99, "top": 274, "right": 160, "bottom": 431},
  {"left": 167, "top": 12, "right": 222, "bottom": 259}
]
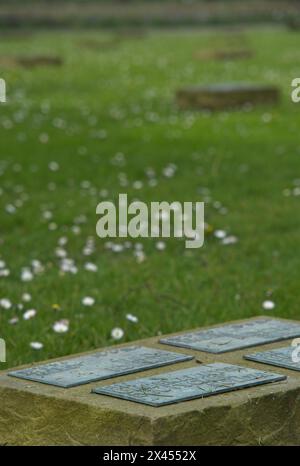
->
[
  {"left": 176, "top": 82, "right": 279, "bottom": 111},
  {"left": 1, "top": 316, "right": 300, "bottom": 446},
  {"left": 160, "top": 318, "right": 300, "bottom": 354},
  {"left": 287, "top": 18, "right": 300, "bottom": 30},
  {"left": 93, "top": 362, "right": 286, "bottom": 407},
  {"left": 17, "top": 55, "right": 63, "bottom": 68},
  {"left": 0, "top": 55, "right": 63, "bottom": 70},
  {"left": 79, "top": 37, "right": 121, "bottom": 51},
  {"left": 8, "top": 346, "right": 193, "bottom": 388},
  {"left": 245, "top": 346, "right": 300, "bottom": 372},
  {"left": 195, "top": 49, "right": 253, "bottom": 61}
]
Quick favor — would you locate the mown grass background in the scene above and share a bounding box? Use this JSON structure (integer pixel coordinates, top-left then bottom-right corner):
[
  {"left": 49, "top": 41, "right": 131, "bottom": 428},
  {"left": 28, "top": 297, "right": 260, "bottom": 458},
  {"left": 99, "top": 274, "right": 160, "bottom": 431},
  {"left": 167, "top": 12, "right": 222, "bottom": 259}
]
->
[
  {"left": 0, "top": 26, "right": 300, "bottom": 369},
  {"left": 0, "top": 1, "right": 298, "bottom": 29}
]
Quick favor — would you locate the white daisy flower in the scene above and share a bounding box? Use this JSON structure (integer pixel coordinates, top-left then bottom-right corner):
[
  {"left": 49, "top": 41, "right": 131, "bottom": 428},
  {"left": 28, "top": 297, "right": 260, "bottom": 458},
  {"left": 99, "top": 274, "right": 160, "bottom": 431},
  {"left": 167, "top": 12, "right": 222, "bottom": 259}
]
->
[
  {"left": 111, "top": 327, "right": 124, "bottom": 340},
  {"left": 42, "top": 210, "right": 53, "bottom": 220},
  {"left": 60, "top": 258, "right": 78, "bottom": 274},
  {"left": 221, "top": 235, "right": 238, "bottom": 245},
  {"left": 133, "top": 180, "right": 143, "bottom": 190},
  {"left": 22, "top": 293, "right": 31, "bottom": 302},
  {"left": 84, "top": 262, "right": 98, "bottom": 272},
  {"left": 55, "top": 247, "right": 67, "bottom": 258},
  {"left": 71, "top": 225, "right": 81, "bottom": 235},
  {"left": 23, "top": 309, "right": 37, "bottom": 320},
  {"left": 82, "top": 296, "right": 95, "bottom": 306},
  {"left": 5, "top": 204, "right": 16, "bottom": 214},
  {"left": 53, "top": 319, "right": 69, "bottom": 333},
  {"left": 48, "top": 222, "right": 57, "bottom": 231},
  {"left": 134, "top": 250, "right": 146, "bottom": 263},
  {"left": 162, "top": 164, "right": 177, "bottom": 178},
  {"left": 126, "top": 313, "right": 138, "bottom": 323},
  {"left": 32, "top": 260, "right": 44, "bottom": 274},
  {"left": 9, "top": 317, "right": 19, "bottom": 325},
  {"left": 262, "top": 300, "right": 275, "bottom": 311},
  {"left": 30, "top": 341, "right": 43, "bottom": 350},
  {"left": 58, "top": 236, "right": 68, "bottom": 246},
  {"left": 83, "top": 247, "right": 93, "bottom": 256},
  {"left": 156, "top": 241, "right": 166, "bottom": 251},
  {"left": 0, "top": 298, "right": 12, "bottom": 309},
  {"left": 48, "top": 161, "right": 59, "bottom": 171},
  {"left": 39, "top": 133, "right": 49, "bottom": 144},
  {"left": 111, "top": 244, "right": 124, "bottom": 253},
  {"left": 214, "top": 229, "right": 227, "bottom": 239},
  {"left": 21, "top": 268, "right": 34, "bottom": 282}
]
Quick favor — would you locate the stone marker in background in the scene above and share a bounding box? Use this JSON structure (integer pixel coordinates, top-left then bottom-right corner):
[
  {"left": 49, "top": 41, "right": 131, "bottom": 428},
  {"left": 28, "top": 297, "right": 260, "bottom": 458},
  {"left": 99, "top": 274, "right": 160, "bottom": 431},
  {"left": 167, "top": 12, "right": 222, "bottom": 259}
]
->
[
  {"left": 1, "top": 316, "right": 300, "bottom": 445},
  {"left": 245, "top": 346, "right": 300, "bottom": 372},
  {"left": 194, "top": 49, "right": 253, "bottom": 61},
  {"left": 79, "top": 37, "right": 121, "bottom": 51},
  {"left": 287, "top": 18, "right": 300, "bottom": 30},
  {"left": 116, "top": 28, "right": 147, "bottom": 39},
  {"left": 176, "top": 83, "right": 280, "bottom": 111},
  {"left": 160, "top": 318, "right": 300, "bottom": 353},
  {"left": 8, "top": 346, "right": 193, "bottom": 388},
  {"left": 0, "top": 55, "right": 63, "bottom": 69},
  {"left": 93, "top": 362, "right": 285, "bottom": 407},
  {"left": 16, "top": 55, "right": 63, "bottom": 68}
]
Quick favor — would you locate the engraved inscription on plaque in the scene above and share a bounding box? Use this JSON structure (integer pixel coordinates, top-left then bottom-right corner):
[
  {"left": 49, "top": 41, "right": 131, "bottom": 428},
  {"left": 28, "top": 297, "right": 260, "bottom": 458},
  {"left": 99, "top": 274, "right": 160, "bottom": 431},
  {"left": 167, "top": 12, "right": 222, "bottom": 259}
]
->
[
  {"left": 93, "top": 362, "right": 286, "bottom": 406},
  {"left": 8, "top": 346, "right": 193, "bottom": 388},
  {"left": 159, "top": 318, "right": 300, "bottom": 353},
  {"left": 245, "top": 346, "right": 300, "bottom": 371}
]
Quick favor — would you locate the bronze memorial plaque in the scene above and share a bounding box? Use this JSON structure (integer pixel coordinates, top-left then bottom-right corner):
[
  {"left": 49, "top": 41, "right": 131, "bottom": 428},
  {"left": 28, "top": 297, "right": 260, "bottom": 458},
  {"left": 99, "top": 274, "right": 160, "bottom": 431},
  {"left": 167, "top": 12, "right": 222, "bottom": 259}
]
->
[
  {"left": 8, "top": 346, "right": 193, "bottom": 388},
  {"left": 245, "top": 346, "right": 300, "bottom": 371},
  {"left": 160, "top": 319, "right": 300, "bottom": 353},
  {"left": 93, "top": 362, "right": 286, "bottom": 406}
]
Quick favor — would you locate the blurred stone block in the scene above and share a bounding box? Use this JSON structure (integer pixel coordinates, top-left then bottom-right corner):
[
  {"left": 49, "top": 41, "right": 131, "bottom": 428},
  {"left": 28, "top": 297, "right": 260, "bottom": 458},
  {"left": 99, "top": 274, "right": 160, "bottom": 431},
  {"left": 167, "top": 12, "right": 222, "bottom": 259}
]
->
[
  {"left": 176, "top": 83, "right": 280, "bottom": 111},
  {"left": 0, "top": 55, "right": 63, "bottom": 69},
  {"left": 287, "top": 18, "right": 300, "bottom": 30},
  {"left": 16, "top": 55, "right": 63, "bottom": 68},
  {"left": 195, "top": 49, "right": 253, "bottom": 61}
]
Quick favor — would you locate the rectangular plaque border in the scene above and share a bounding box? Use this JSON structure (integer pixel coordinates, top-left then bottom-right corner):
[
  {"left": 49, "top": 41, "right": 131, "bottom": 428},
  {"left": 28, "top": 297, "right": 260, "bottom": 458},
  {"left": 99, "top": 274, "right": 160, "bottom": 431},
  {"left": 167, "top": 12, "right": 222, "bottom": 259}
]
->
[
  {"left": 93, "top": 364, "right": 287, "bottom": 407},
  {"left": 8, "top": 346, "right": 194, "bottom": 388},
  {"left": 244, "top": 348, "right": 300, "bottom": 372},
  {"left": 159, "top": 319, "right": 300, "bottom": 354}
]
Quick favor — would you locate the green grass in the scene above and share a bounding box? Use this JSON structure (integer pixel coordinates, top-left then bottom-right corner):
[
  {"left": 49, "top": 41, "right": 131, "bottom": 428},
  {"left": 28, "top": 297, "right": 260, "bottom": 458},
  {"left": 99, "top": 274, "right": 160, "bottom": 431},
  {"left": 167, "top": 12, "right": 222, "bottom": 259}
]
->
[{"left": 0, "top": 27, "right": 300, "bottom": 369}]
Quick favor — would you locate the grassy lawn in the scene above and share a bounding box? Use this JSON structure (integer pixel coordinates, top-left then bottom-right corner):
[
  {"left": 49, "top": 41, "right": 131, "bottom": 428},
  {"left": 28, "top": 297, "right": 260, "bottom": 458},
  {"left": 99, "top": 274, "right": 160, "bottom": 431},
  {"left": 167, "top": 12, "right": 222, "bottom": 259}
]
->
[
  {"left": 0, "top": 1, "right": 299, "bottom": 28},
  {"left": 0, "top": 26, "right": 300, "bottom": 369}
]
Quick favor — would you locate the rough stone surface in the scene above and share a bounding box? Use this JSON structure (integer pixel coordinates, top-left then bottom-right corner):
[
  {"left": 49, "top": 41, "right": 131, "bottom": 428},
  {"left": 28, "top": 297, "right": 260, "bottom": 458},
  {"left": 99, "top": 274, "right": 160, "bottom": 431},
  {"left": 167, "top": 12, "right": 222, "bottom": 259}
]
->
[
  {"left": 1, "top": 316, "right": 300, "bottom": 446},
  {"left": 176, "top": 83, "right": 280, "bottom": 111}
]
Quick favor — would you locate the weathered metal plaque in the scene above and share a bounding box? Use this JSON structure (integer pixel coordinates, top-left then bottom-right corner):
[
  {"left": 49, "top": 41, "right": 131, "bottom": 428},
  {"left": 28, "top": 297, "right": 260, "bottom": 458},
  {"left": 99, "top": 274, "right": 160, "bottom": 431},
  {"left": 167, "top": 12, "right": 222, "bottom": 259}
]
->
[
  {"left": 245, "top": 346, "right": 300, "bottom": 371},
  {"left": 8, "top": 346, "right": 193, "bottom": 388},
  {"left": 93, "top": 362, "right": 286, "bottom": 407},
  {"left": 159, "top": 318, "right": 300, "bottom": 354}
]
